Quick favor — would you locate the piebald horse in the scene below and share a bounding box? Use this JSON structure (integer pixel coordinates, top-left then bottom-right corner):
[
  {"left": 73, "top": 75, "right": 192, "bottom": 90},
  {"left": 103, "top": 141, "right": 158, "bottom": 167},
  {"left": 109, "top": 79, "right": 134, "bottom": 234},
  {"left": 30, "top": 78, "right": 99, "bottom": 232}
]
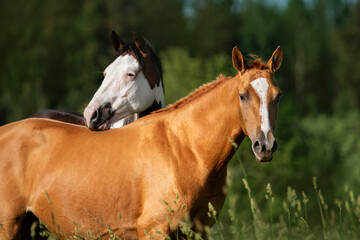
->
[
  {"left": 31, "top": 31, "right": 164, "bottom": 130},
  {"left": 0, "top": 46, "right": 282, "bottom": 239}
]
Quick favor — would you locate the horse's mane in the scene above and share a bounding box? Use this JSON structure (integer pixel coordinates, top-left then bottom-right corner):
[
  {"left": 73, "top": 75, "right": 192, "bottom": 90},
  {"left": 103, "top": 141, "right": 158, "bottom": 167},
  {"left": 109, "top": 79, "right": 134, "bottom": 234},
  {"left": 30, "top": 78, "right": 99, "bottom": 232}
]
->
[{"left": 155, "top": 74, "right": 231, "bottom": 113}]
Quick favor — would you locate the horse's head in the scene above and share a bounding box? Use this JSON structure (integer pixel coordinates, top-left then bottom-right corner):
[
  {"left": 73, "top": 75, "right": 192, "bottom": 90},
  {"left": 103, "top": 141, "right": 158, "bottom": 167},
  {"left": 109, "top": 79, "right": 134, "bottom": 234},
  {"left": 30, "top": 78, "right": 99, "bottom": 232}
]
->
[
  {"left": 84, "top": 31, "right": 163, "bottom": 130},
  {"left": 232, "top": 46, "right": 283, "bottom": 162}
]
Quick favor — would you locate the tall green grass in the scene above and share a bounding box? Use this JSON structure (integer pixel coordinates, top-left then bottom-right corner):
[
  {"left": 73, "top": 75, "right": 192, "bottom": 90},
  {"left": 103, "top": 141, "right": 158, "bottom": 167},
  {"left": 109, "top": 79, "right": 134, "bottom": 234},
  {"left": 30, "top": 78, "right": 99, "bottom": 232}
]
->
[{"left": 209, "top": 142, "right": 360, "bottom": 240}]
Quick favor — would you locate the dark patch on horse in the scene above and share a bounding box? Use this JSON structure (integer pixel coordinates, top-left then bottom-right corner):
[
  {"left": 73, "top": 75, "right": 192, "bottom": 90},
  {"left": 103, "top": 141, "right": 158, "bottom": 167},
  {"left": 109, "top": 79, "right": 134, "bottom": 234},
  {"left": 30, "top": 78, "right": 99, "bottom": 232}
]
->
[
  {"left": 143, "top": 50, "right": 163, "bottom": 89},
  {"left": 139, "top": 100, "right": 163, "bottom": 118},
  {"left": 30, "top": 110, "right": 86, "bottom": 126}
]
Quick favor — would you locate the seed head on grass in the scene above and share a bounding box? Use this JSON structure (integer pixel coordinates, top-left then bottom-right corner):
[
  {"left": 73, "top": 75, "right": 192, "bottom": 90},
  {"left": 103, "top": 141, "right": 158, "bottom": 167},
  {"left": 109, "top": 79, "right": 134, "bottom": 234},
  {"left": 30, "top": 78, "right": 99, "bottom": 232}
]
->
[
  {"left": 302, "top": 192, "right": 309, "bottom": 205},
  {"left": 312, "top": 176, "right": 318, "bottom": 190},
  {"left": 349, "top": 191, "right": 355, "bottom": 205},
  {"left": 313, "top": 176, "right": 327, "bottom": 239},
  {"left": 227, "top": 136, "right": 238, "bottom": 149},
  {"left": 287, "top": 187, "right": 297, "bottom": 208},
  {"left": 265, "top": 183, "right": 273, "bottom": 201},
  {"left": 208, "top": 202, "right": 217, "bottom": 220},
  {"left": 265, "top": 183, "right": 275, "bottom": 240},
  {"left": 242, "top": 179, "right": 251, "bottom": 194}
]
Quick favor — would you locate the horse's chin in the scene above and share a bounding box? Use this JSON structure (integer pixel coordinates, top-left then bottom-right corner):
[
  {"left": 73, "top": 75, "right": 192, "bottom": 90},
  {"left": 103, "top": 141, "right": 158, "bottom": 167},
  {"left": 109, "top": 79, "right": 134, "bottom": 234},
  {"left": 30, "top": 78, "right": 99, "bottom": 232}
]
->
[
  {"left": 98, "top": 122, "right": 111, "bottom": 131},
  {"left": 89, "top": 120, "right": 111, "bottom": 131},
  {"left": 254, "top": 153, "right": 273, "bottom": 163}
]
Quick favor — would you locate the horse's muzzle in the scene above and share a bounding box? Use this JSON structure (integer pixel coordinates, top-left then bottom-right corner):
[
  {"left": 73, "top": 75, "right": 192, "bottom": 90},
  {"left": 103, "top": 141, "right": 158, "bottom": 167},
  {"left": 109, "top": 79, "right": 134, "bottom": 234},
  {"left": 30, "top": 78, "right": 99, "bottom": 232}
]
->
[
  {"left": 86, "top": 102, "right": 114, "bottom": 131},
  {"left": 252, "top": 137, "right": 277, "bottom": 162}
]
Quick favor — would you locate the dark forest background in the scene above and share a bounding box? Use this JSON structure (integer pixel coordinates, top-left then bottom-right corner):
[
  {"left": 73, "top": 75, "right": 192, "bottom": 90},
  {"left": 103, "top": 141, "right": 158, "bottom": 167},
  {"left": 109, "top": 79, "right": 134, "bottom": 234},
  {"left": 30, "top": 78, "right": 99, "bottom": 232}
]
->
[{"left": 1, "top": 0, "right": 360, "bottom": 238}]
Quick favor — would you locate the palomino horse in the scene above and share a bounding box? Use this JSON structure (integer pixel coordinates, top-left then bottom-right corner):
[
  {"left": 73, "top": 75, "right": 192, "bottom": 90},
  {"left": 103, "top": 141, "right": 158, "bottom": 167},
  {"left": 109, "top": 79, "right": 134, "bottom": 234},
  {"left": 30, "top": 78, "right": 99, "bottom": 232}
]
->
[
  {"left": 0, "top": 46, "right": 282, "bottom": 239},
  {"left": 31, "top": 31, "right": 164, "bottom": 130}
]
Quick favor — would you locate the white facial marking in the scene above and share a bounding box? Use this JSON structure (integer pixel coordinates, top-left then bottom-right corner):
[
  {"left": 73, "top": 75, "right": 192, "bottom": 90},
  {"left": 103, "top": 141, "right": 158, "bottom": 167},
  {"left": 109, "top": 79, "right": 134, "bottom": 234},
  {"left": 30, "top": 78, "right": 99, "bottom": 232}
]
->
[
  {"left": 250, "top": 77, "right": 271, "bottom": 142},
  {"left": 85, "top": 55, "right": 140, "bottom": 123}
]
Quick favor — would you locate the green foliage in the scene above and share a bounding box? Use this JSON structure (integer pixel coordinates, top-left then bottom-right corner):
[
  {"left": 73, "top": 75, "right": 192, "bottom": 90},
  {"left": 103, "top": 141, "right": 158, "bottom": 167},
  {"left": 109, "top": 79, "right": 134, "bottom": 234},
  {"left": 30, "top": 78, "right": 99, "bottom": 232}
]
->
[{"left": 161, "top": 47, "right": 234, "bottom": 104}]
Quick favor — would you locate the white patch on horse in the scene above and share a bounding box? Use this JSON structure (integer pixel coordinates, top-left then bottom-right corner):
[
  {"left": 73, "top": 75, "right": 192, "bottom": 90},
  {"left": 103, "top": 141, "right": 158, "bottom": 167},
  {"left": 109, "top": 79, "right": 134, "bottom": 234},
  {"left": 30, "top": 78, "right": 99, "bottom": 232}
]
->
[
  {"left": 126, "top": 71, "right": 156, "bottom": 110},
  {"left": 85, "top": 54, "right": 140, "bottom": 123},
  {"left": 250, "top": 77, "right": 271, "bottom": 142},
  {"left": 111, "top": 114, "right": 139, "bottom": 129}
]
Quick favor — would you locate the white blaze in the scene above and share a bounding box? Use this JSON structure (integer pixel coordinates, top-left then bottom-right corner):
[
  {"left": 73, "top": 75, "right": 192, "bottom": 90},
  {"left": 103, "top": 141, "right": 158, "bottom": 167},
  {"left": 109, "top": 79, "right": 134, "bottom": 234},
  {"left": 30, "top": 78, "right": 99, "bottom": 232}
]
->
[{"left": 250, "top": 77, "right": 271, "bottom": 142}]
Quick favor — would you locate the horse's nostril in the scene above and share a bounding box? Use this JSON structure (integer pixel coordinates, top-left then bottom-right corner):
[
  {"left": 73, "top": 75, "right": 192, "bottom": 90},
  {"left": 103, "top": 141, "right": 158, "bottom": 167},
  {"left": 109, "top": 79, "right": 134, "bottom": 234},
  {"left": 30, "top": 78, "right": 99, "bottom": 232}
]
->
[
  {"left": 90, "top": 108, "right": 101, "bottom": 126},
  {"left": 253, "top": 140, "right": 261, "bottom": 153},
  {"left": 91, "top": 110, "right": 97, "bottom": 120},
  {"left": 271, "top": 140, "right": 278, "bottom": 153}
]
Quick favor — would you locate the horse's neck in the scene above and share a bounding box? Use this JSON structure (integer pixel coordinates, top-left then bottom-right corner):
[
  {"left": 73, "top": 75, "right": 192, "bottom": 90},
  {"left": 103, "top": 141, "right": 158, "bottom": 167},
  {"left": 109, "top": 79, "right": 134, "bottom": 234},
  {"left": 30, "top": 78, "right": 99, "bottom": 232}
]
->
[{"left": 165, "top": 75, "right": 245, "bottom": 175}]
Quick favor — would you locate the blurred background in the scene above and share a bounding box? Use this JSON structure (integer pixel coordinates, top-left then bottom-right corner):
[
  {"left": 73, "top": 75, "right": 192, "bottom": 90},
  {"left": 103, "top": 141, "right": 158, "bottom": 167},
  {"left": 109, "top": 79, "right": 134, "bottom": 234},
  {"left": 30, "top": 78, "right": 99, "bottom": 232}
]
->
[{"left": 1, "top": 0, "right": 359, "bottom": 238}]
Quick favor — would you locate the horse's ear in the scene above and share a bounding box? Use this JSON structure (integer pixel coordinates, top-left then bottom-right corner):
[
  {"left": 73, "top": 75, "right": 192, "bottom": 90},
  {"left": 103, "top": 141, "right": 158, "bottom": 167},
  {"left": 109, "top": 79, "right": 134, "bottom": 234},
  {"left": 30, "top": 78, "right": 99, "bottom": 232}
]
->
[
  {"left": 266, "top": 46, "right": 283, "bottom": 72},
  {"left": 232, "top": 46, "right": 248, "bottom": 73},
  {"left": 134, "top": 31, "right": 148, "bottom": 55},
  {"left": 111, "top": 31, "right": 125, "bottom": 52}
]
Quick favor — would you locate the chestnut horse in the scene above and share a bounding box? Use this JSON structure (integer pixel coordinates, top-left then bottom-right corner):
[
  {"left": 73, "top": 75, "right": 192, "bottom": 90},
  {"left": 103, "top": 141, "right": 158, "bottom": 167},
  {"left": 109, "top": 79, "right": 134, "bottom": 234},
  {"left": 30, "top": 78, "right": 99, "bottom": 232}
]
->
[
  {"left": 0, "top": 46, "right": 282, "bottom": 239},
  {"left": 30, "top": 31, "right": 164, "bottom": 130}
]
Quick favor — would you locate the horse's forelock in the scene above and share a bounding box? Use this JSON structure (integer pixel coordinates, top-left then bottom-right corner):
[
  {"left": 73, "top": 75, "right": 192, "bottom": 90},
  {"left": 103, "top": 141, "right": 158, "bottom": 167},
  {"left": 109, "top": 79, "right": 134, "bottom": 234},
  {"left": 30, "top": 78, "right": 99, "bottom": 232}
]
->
[
  {"left": 117, "top": 43, "right": 145, "bottom": 68},
  {"left": 246, "top": 54, "right": 268, "bottom": 70}
]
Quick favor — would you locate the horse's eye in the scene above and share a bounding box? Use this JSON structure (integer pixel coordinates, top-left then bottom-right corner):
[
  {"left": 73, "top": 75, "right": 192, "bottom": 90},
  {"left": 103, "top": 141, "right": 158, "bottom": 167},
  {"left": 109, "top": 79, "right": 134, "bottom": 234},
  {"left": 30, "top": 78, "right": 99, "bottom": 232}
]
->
[
  {"left": 128, "top": 72, "right": 136, "bottom": 77},
  {"left": 239, "top": 94, "right": 246, "bottom": 102},
  {"left": 275, "top": 93, "right": 282, "bottom": 103}
]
